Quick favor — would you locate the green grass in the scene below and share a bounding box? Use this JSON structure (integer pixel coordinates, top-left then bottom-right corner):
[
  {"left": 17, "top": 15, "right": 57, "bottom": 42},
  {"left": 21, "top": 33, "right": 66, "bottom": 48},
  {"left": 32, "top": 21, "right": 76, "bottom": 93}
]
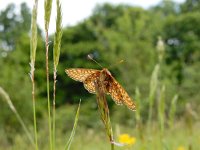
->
[{"left": 0, "top": 114, "right": 199, "bottom": 150}]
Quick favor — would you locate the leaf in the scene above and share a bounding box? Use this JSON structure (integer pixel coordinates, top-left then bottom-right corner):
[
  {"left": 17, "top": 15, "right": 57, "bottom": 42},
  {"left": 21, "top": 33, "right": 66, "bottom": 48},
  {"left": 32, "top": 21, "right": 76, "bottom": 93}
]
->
[{"left": 65, "top": 99, "right": 81, "bottom": 150}]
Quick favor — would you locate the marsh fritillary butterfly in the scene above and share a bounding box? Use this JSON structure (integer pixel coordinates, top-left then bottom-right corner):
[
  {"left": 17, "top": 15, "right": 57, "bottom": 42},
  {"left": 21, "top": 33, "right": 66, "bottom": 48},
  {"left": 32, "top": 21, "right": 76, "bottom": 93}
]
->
[{"left": 65, "top": 68, "right": 136, "bottom": 111}]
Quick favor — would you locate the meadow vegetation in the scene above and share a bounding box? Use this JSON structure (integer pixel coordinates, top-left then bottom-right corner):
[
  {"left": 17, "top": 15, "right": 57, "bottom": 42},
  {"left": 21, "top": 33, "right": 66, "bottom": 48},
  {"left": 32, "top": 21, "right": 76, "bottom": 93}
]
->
[{"left": 0, "top": 0, "right": 200, "bottom": 149}]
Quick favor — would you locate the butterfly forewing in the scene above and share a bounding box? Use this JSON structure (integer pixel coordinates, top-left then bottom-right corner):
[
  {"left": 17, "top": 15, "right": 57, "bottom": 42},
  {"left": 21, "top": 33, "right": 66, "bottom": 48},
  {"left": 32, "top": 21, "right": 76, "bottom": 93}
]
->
[{"left": 65, "top": 68, "right": 100, "bottom": 82}]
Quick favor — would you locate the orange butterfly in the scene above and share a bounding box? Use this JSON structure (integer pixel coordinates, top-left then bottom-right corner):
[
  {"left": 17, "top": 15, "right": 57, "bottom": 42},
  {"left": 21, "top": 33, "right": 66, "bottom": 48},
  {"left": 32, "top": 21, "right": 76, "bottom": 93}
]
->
[{"left": 65, "top": 68, "right": 136, "bottom": 111}]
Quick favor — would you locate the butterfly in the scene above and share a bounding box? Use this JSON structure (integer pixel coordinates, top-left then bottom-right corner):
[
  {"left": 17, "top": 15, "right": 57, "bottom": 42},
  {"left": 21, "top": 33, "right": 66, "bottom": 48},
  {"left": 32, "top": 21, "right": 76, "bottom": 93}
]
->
[{"left": 65, "top": 68, "right": 136, "bottom": 111}]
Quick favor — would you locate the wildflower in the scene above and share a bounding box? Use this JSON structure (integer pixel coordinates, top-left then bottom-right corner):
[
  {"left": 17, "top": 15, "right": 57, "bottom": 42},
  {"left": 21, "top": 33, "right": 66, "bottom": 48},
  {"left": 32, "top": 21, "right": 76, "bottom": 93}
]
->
[
  {"left": 177, "top": 146, "right": 186, "bottom": 150},
  {"left": 118, "top": 134, "right": 136, "bottom": 145}
]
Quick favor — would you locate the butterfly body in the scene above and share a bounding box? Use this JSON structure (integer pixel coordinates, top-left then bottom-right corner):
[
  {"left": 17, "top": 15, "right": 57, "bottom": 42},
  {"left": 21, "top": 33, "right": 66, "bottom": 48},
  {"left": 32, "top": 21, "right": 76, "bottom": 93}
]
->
[
  {"left": 65, "top": 68, "right": 136, "bottom": 111},
  {"left": 99, "top": 68, "right": 112, "bottom": 93}
]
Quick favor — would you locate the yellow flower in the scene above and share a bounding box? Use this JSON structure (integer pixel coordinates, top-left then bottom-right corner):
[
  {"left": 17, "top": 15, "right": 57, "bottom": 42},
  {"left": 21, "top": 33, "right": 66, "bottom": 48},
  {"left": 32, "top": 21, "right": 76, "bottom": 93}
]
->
[
  {"left": 177, "top": 146, "right": 186, "bottom": 150},
  {"left": 118, "top": 134, "right": 136, "bottom": 145}
]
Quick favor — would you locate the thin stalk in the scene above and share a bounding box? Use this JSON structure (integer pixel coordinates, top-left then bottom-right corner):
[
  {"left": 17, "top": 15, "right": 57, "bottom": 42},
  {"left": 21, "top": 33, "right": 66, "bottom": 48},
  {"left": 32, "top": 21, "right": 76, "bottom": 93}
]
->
[
  {"left": 148, "top": 64, "right": 159, "bottom": 127},
  {"left": 169, "top": 94, "right": 178, "bottom": 129},
  {"left": 45, "top": 31, "right": 52, "bottom": 150},
  {"left": 95, "top": 80, "right": 114, "bottom": 150},
  {"left": 52, "top": 0, "right": 62, "bottom": 149},
  {"left": 158, "top": 85, "right": 165, "bottom": 134},
  {"left": 30, "top": 0, "right": 38, "bottom": 149},
  {"left": 64, "top": 100, "right": 81, "bottom": 150},
  {"left": 31, "top": 72, "right": 39, "bottom": 150},
  {"left": 135, "top": 87, "right": 141, "bottom": 126},
  {"left": 111, "top": 143, "right": 114, "bottom": 150},
  {"left": 0, "top": 87, "right": 34, "bottom": 147},
  {"left": 44, "top": 0, "right": 53, "bottom": 148},
  {"left": 52, "top": 69, "right": 56, "bottom": 150}
]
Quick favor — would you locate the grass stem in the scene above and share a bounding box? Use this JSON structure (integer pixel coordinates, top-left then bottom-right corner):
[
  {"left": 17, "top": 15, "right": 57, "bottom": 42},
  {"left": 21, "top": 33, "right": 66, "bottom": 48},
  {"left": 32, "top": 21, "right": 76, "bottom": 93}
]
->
[
  {"left": 30, "top": 0, "right": 39, "bottom": 149},
  {"left": 45, "top": 31, "right": 53, "bottom": 150},
  {"left": 52, "top": 0, "right": 63, "bottom": 148},
  {"left": 0, "top": 87, "right": 34, "bottom": 147}
]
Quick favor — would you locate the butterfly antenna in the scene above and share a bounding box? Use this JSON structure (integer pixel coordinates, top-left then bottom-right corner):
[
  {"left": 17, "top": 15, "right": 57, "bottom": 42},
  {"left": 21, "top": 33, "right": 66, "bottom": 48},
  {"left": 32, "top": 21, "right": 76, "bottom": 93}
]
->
[
  {"left": 108, "top": 60, "right": 124, "bottom": 69},
  {"left": 87, "top": 54, "right": 103, "bottom": 68}
]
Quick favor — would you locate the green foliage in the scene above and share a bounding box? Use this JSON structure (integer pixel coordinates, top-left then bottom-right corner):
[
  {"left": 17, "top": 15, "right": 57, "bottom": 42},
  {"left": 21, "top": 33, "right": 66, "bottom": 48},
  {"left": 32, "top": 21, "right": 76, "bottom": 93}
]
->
[
  {"left": 150, "top": 0, "right": 180, "bottom": 15},
  {"left": 169, "top": 94, "right": 178, "bottom": 128},
  {"left": 0, "top": 87, "right": 34, "bottom": 146},
  {"left": 0, "top": 2, "right": 44, "bottom": 136},
  {"left": 158, "top": 85, "right": 165, "bottom": 133},
  {"left": 163, "top": 11, "right": 200, "bottom": 108},
  {"left": 0, "top": 3, "right": 31, "bottom": 52},
  {"left": 181, "top": 0, "right": 200, "bottom": 12},
  {"left": 0, "top": 0, "right": 200, "bottom": 149}
]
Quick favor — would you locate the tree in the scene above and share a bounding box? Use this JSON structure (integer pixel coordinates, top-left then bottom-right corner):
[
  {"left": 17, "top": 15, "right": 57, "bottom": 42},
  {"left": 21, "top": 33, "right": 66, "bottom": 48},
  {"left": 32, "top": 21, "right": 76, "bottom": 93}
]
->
[
  {"left": 181, "top": 0, "right": 200, "bottom": 12},
  {"left": 163, "top": 11, "right": 200, "bottom": 107},
  {"left": 0, "top": 3, "right": 31, "bottom": 54}
]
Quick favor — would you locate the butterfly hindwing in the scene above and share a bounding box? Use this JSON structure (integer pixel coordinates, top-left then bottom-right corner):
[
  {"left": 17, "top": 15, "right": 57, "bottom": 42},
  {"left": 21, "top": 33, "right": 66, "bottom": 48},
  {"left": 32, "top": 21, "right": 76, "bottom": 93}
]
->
[
  {"left": 108, "top": 76, "right": 136, "bottom": 111},
  {"left": 83, "top": 71, "right": 101, "bottom": 94}
]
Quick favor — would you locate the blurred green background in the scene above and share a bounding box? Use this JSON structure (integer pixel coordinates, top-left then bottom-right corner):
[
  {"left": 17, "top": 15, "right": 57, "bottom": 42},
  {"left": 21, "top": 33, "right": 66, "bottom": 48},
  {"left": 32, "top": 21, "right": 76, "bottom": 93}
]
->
[{"left": 0, "top": 0, "right": 200, "bottom": 149}]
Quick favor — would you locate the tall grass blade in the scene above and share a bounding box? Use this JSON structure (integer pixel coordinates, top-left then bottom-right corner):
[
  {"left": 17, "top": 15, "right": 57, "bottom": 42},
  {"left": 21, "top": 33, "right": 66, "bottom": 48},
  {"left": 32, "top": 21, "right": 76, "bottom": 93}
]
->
[
  {"left": 44, "top": 0, "right": 53, "bottom": 149},
  {"left": 64, "top": 100, "right": 81, "bottom": 150},
  {"left": 158, "top": 85, "right": 165, "bottom": 134},
  {"left": 0, "top": 87, "right": 34, "bottom": 147},
  {"left": 135, "top": 87, "right": 141, "bottom": 125},
  {"left": 30, "top": 0, "right": 39, "bottom": 149},
  {"left": 52, "top": 0, "right": 63, "bottom": 149},
  {"left": 169, "top": 94, "right": 178, "bottom": 128},
  {"left": 148, "top": 64, "right": 160, "bottom": 126},
  {"left": 135, "top": 87, "right": 144, "bottom": 140}
]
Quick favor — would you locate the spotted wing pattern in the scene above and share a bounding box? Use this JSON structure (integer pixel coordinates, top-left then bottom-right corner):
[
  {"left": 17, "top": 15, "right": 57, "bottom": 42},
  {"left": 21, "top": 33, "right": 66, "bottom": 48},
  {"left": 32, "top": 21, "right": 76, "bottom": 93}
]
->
[
  {"left": 83, "top": 72, "right": 100, "bottom": 94},
  {"left": 65, "top": 68, "right": 99, "bottom": 82},
  {"left": 108, "top": 77, "right": 136, "bottom": 111},
  {"left": 65, "top": 68, "right": 136, "bottom": 111}
]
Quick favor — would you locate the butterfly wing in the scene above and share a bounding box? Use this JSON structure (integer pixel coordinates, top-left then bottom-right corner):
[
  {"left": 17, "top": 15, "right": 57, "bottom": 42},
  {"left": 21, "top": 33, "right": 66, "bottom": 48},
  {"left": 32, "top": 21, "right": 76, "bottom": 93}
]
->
[
  {"left": 83, "top": 71, "right": 101, "bottom": 94},
  {"left": 65, "top": 68, "right": 100, "bottom": 82},
  {"left": 65, "top": 68, "right": 100, "bottom": 94},
  {"left": 66, "top": 68, "right": 136, "bottom": 110},
  {"left": 108, "top": 77, "right": 136, "bottom": 111}
]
